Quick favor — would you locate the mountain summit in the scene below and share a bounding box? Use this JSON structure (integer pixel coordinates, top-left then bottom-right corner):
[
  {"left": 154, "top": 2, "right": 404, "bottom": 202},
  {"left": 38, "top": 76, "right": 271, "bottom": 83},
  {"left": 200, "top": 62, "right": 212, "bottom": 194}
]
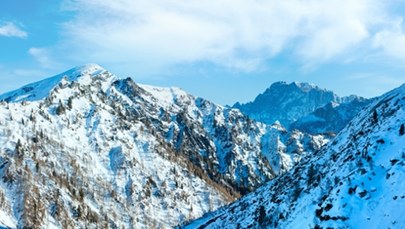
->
[
  {"left": 233, "top": 81, "right": 370, "bottom": 134},
  {"left": 0, "top": 64, "right": 107, "bottom": 103},
  {"left": 233, "top": 81, "right": 338, "bottom": 127}
]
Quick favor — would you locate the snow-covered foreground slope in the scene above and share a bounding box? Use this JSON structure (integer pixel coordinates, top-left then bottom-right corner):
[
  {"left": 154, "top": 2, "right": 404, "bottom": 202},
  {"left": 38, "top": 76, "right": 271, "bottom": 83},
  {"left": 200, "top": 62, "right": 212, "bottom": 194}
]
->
[
  {"left": 0, "top": 65, "right": 325, "bottom": 228},
  {"left": 183, "top": 83, "right": 405, "bottom": 228}
]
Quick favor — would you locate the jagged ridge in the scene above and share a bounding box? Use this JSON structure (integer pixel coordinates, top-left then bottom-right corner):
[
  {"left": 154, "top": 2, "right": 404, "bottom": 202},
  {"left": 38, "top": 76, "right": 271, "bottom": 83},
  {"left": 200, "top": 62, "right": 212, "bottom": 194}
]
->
[
  {"left": 233, "top": 81, "right": 370, "bottom": 132},
  {"left": 0, "top": 65, "right": 326, "bottom": 228}
]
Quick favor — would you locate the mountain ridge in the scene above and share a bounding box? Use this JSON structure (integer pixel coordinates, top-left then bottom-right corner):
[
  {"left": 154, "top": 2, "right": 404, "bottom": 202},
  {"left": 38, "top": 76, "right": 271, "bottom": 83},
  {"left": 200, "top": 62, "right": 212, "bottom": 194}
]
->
[
  {"left": 233, "top": 81, "right": 370, "bottom": 130},
  {"left": 0, "top": 64, "right": 326, "bottom": 228}
]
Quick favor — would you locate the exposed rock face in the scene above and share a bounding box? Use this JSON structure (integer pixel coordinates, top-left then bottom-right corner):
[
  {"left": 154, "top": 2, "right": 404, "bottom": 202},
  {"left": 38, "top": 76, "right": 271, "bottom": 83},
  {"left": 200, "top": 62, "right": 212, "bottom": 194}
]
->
[
  {"left": 233, "top": 81, "right": 370, "bottom": 133},
  {"left": 290, "top": 97, "right": 371, "bottom": 135},
  {"left": 233, "top": 81, "right": 339, "bottom": 127}
]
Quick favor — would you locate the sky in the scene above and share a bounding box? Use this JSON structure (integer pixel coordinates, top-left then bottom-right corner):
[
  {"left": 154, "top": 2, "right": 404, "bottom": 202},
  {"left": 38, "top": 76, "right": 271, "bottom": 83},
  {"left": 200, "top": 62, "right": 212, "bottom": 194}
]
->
[{"left": 1, "top": 0, "right": 405, "bottom": 105}]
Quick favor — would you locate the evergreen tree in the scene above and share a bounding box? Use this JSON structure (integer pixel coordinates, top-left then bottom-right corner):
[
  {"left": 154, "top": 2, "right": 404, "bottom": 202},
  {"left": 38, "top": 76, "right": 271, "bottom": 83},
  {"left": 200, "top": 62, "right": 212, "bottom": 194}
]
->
[
  {"left": 67, "top": 97, "right": 73, "bottom": 109},
  {"left": 15, "top": 139, "right": 24, "bottom": 159},
  {"left": 258, "top": 205, "right": 267, "bottom": 225},
  {"left": 372, "top": 110, "right": 378, "bottom": 124},
  {"left": 56, "top": 100, "right": 65, "bottom": 115}
]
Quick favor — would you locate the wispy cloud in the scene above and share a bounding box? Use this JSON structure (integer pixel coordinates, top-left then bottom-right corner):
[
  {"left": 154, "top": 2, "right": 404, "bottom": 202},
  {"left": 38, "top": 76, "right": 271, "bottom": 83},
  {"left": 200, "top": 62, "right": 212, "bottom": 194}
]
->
[
  {"left": 343, "top": 72, "right": 405, "bottom": 97},
  {"left": 0, "top": 22, "right": 27, "bottom": 38},
  {"left": 58, "top": 0, "right": 405, "bottom": 73},
  {"left": 28, "top": 47, "right": 58, "bottom": 69},
  {"left": 0, "top": 65, "right": 50, "bottom": 95},
  {"left": 373, "top": 18, "right": 405, "bottom": 61}
]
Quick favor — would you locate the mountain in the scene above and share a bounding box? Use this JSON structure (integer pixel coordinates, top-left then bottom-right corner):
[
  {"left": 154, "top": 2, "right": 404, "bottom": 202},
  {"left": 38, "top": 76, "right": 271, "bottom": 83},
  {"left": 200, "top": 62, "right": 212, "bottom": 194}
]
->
[
  {"left": 290, "top": 97, "right": 371, "bottom": 135},
  {"left": 233, "top": 81, "right": 338, "bottom": 127},
  {"left": 183, "top": 83, "right": 405, "bottom": 228},
  {"left": 233, "top": 81, "right": 370, "bottom": 131},
  {"left": 0, "top": 64, "right": 325, "bottom": 228}
]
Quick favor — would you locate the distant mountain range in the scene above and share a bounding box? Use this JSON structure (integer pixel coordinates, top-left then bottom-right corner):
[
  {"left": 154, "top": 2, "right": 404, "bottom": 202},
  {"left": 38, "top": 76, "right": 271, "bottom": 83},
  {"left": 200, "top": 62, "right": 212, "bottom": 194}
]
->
[{"left": 233, "top": 81, "right": 371, "bottom": 135}]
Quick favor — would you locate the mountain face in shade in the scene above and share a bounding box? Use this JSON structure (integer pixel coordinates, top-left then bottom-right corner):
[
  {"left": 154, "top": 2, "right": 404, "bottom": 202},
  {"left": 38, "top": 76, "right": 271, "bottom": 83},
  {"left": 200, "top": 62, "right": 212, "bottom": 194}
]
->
[
  {"left": 0, "top": 65, "right": 325, "bottom": 228},
  {"left": 290, "top": 97, "right": 372, "bottom": 135},
  {"left": 233, "top": 81, "right": 370, "bottom": 134},
  {"left": 233, "top": 81, "right": 339, "bottom": 127},
  {"left": 183, "top": 83, "right": 405, "bottom": 229}
]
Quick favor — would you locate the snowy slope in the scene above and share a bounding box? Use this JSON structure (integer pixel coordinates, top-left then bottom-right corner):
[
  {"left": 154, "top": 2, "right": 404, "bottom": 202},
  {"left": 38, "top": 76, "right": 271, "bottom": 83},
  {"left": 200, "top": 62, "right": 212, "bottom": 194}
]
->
[
  {"left": 0, "top": 68, "right": 229, "bottom": 228},
  {"left": 0, "top": 65, "right": 326, "bottom": 228},
  {"left": 184, "top": 83, "right": 405, "bottom": 228},
  {"left": 113, "top": 79, "right": 326, "bottom": 194}
]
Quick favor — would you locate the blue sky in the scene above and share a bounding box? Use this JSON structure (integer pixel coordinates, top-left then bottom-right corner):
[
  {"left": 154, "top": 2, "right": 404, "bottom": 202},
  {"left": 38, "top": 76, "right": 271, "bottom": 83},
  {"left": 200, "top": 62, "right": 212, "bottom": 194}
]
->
[{"left": 1, "top": 0, "right": 405, "bottom": 105}]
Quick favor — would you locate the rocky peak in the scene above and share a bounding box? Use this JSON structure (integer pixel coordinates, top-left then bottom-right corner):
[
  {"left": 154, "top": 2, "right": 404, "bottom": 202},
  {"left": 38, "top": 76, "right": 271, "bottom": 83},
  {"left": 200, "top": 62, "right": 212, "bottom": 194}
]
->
[{"left": 233, "top": 81, "right": 339, "bottom": 127}]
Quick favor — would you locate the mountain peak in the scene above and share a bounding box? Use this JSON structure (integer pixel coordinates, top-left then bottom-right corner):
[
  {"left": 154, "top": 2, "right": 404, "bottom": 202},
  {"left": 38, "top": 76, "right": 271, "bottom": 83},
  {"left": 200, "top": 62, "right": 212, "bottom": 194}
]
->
[
  {"left": 269, "top": 81, "right": 322, "bottom": 93},
  {"left": 234, "top": 81, "right": 338, "bottom": 127},
  {"left": 65, "top": 63, "right": 106, "bottom": 77},
  {"left": 292, "top": 81, "right": 318, "bottom": 92},
  {"left": 0, "top": 63, "right": 111, "bottom": 102}
]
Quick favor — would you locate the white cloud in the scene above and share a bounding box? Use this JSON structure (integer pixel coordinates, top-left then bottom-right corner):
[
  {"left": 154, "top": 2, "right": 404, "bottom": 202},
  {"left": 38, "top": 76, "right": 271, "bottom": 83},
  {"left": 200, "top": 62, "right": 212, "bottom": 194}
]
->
[
  {"left": 0, "top": 22, "right": 27, "bottom": 38},
  {"left": 373, "top": 18, "right": 405, "bottom": 61},
  {"left": 59, "top": 0, "right": 401, "bottom": 73},
  {"left": 343, "top": 72, "right": 404, "bottom": 97},
  {"left": 28, "top": 47, "right": 57, "bottom": 69}
]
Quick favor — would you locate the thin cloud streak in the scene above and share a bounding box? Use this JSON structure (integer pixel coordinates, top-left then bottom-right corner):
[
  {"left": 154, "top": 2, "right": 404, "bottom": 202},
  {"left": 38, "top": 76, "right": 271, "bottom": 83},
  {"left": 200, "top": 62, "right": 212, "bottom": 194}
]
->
[
  {"left": 373, "top": 18, "right": 405, "bottom": 61},
  {"left": 0, "top": 22, "right": 27, "bottom": 38},
  {"left": 28, "top": 47, "right": 61, "bottom": 69}
]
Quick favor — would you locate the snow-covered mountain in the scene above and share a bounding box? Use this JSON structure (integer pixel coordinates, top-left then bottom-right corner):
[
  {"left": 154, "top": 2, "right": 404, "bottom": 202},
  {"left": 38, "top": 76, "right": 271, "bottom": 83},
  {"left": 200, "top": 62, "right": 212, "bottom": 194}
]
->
[
  {"left": 233, "top": 81, "right": 369, "bottom": 131},
  {"left": 0, "top": 64, "right": 325, "bottom": 228},
  {"left": 183, "top": 83, "right": 405, "bottom": 228}
]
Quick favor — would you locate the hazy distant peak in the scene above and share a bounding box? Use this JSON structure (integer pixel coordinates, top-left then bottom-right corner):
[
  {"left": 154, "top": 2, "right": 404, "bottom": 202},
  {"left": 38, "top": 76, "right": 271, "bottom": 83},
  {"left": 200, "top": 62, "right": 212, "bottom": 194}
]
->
[
  {"left": 234, "top": 81, "right": 339, "bottom": 127},
  {"left": 267, "top": 81, "right": 327, "bottom": 93},
  {"left": 293, "top": 81, "right": 319, "bottom": 92}
]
